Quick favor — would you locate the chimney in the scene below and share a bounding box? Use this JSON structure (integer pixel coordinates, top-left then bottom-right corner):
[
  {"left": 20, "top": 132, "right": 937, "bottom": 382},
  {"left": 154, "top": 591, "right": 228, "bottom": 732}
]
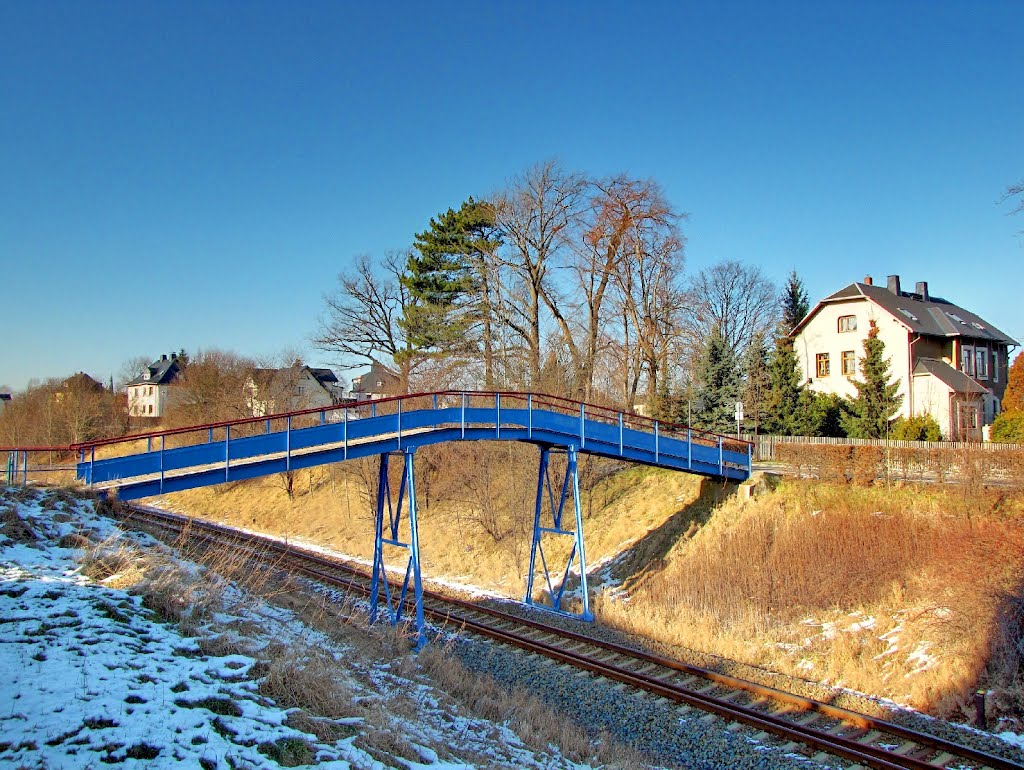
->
[
  {"left": 915, "top": 281, "right": 929, "bottom": 302},
  {"left": 864, "top": 275, "right": 873, "bottom": 286},
  {"left": 161, "top": 354, "right": 168, "bottom": 361},
  {"left": 886, "top": 274, "right": 901, "bottom": 295}
]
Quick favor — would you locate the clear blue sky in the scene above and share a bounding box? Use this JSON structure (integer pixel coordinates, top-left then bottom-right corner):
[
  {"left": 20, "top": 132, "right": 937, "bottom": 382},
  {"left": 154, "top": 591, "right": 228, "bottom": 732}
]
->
[{"left": 2, "top": 1, "right": 1022, "bottom": 391}]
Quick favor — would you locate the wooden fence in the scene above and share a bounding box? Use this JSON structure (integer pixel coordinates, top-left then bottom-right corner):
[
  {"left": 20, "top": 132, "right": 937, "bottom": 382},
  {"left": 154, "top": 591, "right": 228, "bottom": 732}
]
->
[{"left": 745, "top": 434, "right": 1024, "bottom": 463}]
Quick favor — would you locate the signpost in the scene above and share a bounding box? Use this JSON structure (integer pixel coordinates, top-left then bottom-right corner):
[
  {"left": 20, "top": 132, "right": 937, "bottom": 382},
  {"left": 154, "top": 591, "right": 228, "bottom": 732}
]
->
[{"left": 735, "top": 401, "right": 744, "bottom": 439}]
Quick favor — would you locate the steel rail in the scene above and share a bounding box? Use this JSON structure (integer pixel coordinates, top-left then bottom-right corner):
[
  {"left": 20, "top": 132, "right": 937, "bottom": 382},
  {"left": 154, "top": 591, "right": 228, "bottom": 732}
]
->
[{"left": 115, "top": 504, "right": 1020, "bottom": 770}]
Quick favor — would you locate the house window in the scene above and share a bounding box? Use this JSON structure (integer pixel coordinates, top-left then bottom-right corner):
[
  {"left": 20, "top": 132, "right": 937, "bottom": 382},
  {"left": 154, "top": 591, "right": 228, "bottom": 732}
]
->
[
  {"left": 841, "top": 351, "right": 856, "bottom": 376},
  {"left": 838, "top": 315, "right": 857, "bottom": 333},
  {"left": 993, "top": 353, "right": 999, "bottom": 383},
  {"left": 961, "top": 346, "right": 974, "bottom": 376},
  {"left": 975, "top": 349, "right": 988, "bottom": 379},
  {"left": 148, "top": 404, "right": 153, "bottom": 415},
  {"left": 816, "top": 353, "right": 830, "bottom": 378}
]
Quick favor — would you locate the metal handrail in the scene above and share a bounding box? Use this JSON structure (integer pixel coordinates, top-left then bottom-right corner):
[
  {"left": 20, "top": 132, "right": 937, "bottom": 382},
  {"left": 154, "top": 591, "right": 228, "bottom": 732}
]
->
[{"left": 59, "top": 390, "right": 751, "bottom": 454}]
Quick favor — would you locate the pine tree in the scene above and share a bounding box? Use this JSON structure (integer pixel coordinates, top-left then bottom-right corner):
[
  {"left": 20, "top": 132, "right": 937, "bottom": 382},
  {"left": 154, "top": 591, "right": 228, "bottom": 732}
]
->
[
  {"left": 841, "top": 320, "right": 903, "bottom": 438},
  {"left": 399, "top": 198, "right": 498, "bottom": 356},
  {"left": 693, "top": 324, "right": 740, "bottom": 434},
  {"left": 780, "top": 270, "right": 810, "bottom": 335}
]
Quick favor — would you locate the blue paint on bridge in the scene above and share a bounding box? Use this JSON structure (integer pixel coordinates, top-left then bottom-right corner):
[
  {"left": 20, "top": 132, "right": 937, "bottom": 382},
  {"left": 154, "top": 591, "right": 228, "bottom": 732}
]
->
[
  {"left": 77, "top": 393, "right": 750, "bottom": 498},
  {"left": 74, "top": 392, "right": 750, "bottom": 645}
]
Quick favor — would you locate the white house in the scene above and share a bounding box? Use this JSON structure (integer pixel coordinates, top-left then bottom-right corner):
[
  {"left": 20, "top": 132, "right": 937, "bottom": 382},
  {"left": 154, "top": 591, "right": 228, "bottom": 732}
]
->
[
  {"left": 127, "top": 354, "right": 183, "bottom": 418},
  {"left": 791, "top": 275, "right": 1018, "bottom": 440},
  {"left": 244, "top": 366, "right": 345, "bottom": 416}
]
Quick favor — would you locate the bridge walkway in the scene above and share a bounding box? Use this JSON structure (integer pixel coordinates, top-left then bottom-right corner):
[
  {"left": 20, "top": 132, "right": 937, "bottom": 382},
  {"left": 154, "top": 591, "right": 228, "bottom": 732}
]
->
[{"left": 72, "top": 391, "right": 751, "bottom": 646}]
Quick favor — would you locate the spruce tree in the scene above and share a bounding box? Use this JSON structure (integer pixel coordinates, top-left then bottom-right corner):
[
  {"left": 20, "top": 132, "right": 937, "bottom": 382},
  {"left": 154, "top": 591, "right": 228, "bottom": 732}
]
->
[
  {"left": 761, "top": 337, "right": 803, "bottom": 435},
  {"left": 693, "top": 324, "right": 740, "bottom": 434},
  {"left": 841, "top": 320, "right": 903, "bottom": 438},
  {"left": 741, "top": 331, "right": 770, "bottom": 433},
  {"left": 780, "top": 270, "right": 810, "bottom": 335}
]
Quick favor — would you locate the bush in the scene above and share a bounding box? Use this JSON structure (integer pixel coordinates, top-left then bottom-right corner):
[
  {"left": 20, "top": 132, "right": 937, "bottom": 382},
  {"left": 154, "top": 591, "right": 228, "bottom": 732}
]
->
[
  {"left": 991, "top": 411, "right": 1024, "bottom": 443},
  {"left": 891, "top": 414, "right": 942, "bottom": 442}
]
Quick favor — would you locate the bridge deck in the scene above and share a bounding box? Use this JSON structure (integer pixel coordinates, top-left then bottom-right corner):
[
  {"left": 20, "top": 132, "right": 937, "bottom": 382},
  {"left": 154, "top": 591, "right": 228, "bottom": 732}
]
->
[{"left": 76, "top": 393, "right": 751, "bottom": 500}]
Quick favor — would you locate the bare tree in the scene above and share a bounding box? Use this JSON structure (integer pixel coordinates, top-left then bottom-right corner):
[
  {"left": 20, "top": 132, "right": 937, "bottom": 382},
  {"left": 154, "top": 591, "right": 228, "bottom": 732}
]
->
[
  {"left": 608, "top": 197, "right": 687, "bottom": 409},
  {"left": 313, "top": 253, "right": 416, "bottom": 390},
  {"left": 1004, "top": 180, "right": 1024, "bottom": 234},
  {"left": 575, "top": 176, "right": 685, "bottom": 404},
  {"left": 493, "top": 160, "right": 587, "bottom": 388},
  {"left": 117, "top": 356, "right": 152, "bottom": 391},
  {"left": 166, "top": 349, "right": 257, "bottom": 428},
  {"left": 681, "top": 260, "right": 779, "bottom": 365}
]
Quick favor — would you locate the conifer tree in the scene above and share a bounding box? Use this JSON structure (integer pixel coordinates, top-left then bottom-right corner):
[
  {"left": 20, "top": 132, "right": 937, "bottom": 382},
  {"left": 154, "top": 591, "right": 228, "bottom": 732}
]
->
[
  {"left": 841, "top": 320, "right": 903, "bottom": 438},
  {"left": 399, "top": 198, "right": 499, "bottom": 357},
  {"left": 780, "top": 269, "right": 810, "bottom": 335},
  {"left": 761, "top": 336, "right": 803, "bottom": 434},
  {"left": 742, "top": 331, "right": 770, "bottom": 433},
  {"left": 692, "top": 324, "right": 740, "bottom": 434}
]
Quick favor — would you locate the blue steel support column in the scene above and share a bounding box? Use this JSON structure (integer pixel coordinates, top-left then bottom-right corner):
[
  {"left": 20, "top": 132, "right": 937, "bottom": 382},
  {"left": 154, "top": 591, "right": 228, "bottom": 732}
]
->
[
  {"left": 404, "top": 447, "right": 425, "bottom": 649},
  {"left": 368, "top": 449, "right": 427, "bottom": 649},
  {"left": 524, "top": 446, "right": 550, "bottom": 608},
  {"left": 567, "top": 446, "right": 593, "bottom": 620},
  {"left": 369, "top": 453, "right": 390, "bottom": 625},
  {"left": 524, "top": 444, "right": 594, "bottom": 622}
]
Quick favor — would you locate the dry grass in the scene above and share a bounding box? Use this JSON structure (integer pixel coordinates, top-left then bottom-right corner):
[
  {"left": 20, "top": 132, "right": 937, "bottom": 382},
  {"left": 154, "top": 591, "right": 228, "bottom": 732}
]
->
[
  {"left": 141, "top": 451, "right": 1024, "bottom": 724},
  {"left": 598, "top": 479, "right": 1024, "bottom": 719},
  {"left": 155, "top": 446, "right": 696, "bottom": 598}
]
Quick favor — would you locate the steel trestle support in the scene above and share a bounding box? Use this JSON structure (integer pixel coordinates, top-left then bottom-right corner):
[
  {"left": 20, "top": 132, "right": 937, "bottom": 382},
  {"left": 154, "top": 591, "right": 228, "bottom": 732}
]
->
[
  {"left": 524, "top": 445, "right": 594, "bottom": 622},
  {"left": 368, "top": 449, "right": 426, "bottom": 649}
]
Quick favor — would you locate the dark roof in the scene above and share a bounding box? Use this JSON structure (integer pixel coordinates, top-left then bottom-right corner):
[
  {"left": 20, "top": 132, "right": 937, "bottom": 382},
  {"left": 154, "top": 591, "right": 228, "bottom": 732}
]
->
[
  {"left": 351, "top": 363, "right": 399, "bottom": 393},
  {"left": 0, "top": 393, "right": 11, "bottom": 402},
  {"left": 912, "top": 357, "right": 989, "bottom": 395},
  {"left": 61, "top": 372, "right": 106, "bottom": 392},
  {"left": 249, "top": 366, "right": 339, "bottom": 391},
  {"left": 796, "top": 281, "right": 1018, "bottom": 346},
  {"left": 128, "top": 355, "right": 182, "bottom": 386},
  {"left": 308, "top": 368, "right": 339, "bottom": 387}
]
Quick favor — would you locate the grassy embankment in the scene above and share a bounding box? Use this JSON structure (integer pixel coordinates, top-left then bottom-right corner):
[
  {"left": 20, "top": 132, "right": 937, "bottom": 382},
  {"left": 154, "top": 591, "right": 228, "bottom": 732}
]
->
[{"left": 144, "top": 442, "right": 1024, "bottom": 723}]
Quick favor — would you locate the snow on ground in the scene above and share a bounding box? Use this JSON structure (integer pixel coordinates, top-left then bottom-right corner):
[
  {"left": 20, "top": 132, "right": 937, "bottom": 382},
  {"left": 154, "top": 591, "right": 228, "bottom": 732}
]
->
[{"left": 0, "top": 486, "right": 594, "bottom": 770}]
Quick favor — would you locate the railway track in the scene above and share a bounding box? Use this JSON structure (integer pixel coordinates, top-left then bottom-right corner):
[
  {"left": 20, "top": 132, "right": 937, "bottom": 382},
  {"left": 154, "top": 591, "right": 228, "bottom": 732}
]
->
[{"left": 112, "top": 503, "right": 1022, "bottom": 770}]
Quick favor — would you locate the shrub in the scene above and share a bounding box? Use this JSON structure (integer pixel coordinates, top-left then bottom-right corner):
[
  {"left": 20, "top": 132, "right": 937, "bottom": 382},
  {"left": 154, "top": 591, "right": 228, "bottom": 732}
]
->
[
  {"left": 991, "top": 411, "right": 1024, "bottom": 443},
  {"left": 849, "top": 446, "right": 883, "bottom": 486},
  {"left": 891, "top": 414, "right": 942, "bottom": 442}
]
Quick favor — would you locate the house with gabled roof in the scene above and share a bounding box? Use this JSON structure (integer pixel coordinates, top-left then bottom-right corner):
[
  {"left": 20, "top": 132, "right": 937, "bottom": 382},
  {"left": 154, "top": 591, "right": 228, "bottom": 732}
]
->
[
  {"left": 349, "top": 362, "right": 400, "bottom": 401},
  {"left": 127, "top": 353, "right": 184, "bottom": 418},
  {"left": 791, "top": 274, "right": 1019, "bottom": 440},
  {"left": 244, "top": 365, "right": 345, "bottom": 417}
]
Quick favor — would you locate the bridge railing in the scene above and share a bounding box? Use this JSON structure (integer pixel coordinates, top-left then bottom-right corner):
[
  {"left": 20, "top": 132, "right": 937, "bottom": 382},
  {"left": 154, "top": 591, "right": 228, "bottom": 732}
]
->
[
  {"left": 65, "top": 390, "right": 752, "bottom": 462},
  {"left": 0, "top": 447, "right": 79, "bottom": 487}
]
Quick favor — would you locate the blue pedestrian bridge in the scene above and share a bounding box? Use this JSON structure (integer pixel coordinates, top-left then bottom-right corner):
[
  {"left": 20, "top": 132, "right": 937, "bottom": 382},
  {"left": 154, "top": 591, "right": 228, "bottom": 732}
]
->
[{"left": 73, "top": 391, "right": 751, "bottom": 646}]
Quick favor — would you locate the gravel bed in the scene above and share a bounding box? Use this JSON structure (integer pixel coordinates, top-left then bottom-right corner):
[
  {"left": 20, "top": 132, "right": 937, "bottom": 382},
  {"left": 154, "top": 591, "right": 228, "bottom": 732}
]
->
[
  {"left": 476, "top": 597, "right": 1024, "bottom": 767},
  {"left": 445, "top": 627, "right": 830, "bottom": 769}
]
